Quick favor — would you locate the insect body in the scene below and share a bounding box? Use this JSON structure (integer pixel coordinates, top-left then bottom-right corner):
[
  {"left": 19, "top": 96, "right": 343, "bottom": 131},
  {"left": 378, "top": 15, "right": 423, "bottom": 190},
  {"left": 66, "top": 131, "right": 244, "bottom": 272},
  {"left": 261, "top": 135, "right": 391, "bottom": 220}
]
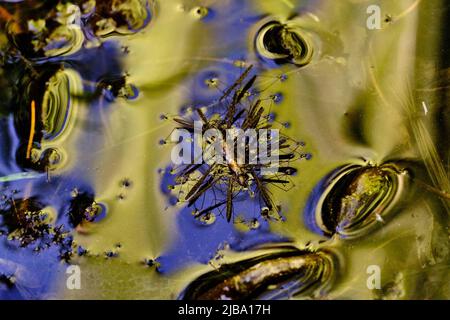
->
[{"left": 169, "top": 65, "right": 307, "bottom": 222}]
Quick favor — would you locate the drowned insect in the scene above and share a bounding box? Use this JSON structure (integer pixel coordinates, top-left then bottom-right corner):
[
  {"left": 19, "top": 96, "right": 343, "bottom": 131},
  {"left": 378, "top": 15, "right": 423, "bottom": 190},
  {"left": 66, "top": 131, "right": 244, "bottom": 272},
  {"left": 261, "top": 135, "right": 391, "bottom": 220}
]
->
[{"left": 166, "top": 65, "right": 310, "bottom": 222}]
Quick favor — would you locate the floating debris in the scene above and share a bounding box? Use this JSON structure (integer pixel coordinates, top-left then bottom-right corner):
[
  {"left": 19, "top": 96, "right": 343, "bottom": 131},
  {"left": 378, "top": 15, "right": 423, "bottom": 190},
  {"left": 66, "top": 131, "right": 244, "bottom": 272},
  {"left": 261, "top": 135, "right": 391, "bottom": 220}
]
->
[
  {"left": 254, "top": 19, "right": 314, "bottom": 67},
  {"left": 6, "top": 2, "right": 84, "bottom": 59},
  {"left": 97, "top": 74, "right": 139, "bottom": 101},
  {"left": 304, "top": 162, "right": 409, "bottom": 239},
  {"left": 91, "top": 0, "right": 153, "bottom": 37},
  {"left": 179, "top": 247, "right": 339, "bottom": 300},
  {"left": 68, "top": 191, "right": 105, "bottom": 228},
  {"left": 120, "top": 178, "right": 133, "bottom": 188},
  {"left": 3, "top": 0, "right": 153, "bottom": 60},
  {"left": 0, "top": 197, "right": 73, "bottom": 259},
  {"left": 0, "top": 198, "right": 51, "bottom": 247},
  {"left": 12, "top": 66, "right": 81, "bottom": 172}
]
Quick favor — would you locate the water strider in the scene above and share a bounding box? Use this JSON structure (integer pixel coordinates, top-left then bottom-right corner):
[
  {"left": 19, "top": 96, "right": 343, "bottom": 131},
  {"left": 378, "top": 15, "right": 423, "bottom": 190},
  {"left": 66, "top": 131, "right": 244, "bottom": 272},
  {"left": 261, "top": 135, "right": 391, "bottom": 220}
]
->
[{"left": 168, "top": 64, "right": 308, "bottom": 222}]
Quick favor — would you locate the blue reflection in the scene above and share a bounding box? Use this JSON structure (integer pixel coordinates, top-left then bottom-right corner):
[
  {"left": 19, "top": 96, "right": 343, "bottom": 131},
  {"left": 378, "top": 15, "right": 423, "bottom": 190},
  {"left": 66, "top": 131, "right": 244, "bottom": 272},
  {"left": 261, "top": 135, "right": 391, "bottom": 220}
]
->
[
  {"left": 0, "top": 243, "right": 66, "bottom": 300},
  {"left": 0, "top": 39, "right": 124, "bottom": 299},
  {"left": 157, "top": 176, "right": 290, "bottom": 273}
]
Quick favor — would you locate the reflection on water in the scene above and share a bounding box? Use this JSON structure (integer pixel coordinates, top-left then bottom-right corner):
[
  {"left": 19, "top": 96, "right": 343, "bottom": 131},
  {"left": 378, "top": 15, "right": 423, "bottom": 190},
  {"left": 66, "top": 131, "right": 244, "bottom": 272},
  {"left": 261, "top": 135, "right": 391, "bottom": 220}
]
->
[
  {"left": 304, "top": 161, "right": 410, "bottom": 239},
  {"left": 179, "top": 246, "right": 340, "bottom": 300},
  {"left": 0, "top": 0, "right": 448, "bottom": 299}
]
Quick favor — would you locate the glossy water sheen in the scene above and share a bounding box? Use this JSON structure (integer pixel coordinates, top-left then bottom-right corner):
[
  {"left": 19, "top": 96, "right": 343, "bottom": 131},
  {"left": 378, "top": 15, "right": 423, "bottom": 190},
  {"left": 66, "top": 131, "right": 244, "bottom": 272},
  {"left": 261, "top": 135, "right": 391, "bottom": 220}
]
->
[{"left": 0, "top": 0, "right": 448, "bottom": 299}]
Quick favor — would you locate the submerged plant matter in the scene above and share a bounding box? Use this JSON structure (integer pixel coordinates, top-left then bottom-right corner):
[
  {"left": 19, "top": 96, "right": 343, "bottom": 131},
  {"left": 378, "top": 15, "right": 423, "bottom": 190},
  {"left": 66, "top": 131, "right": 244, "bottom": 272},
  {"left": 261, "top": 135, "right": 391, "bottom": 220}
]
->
[{"left": 179, "top": 247, "right": 339, "bottom": 300}]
